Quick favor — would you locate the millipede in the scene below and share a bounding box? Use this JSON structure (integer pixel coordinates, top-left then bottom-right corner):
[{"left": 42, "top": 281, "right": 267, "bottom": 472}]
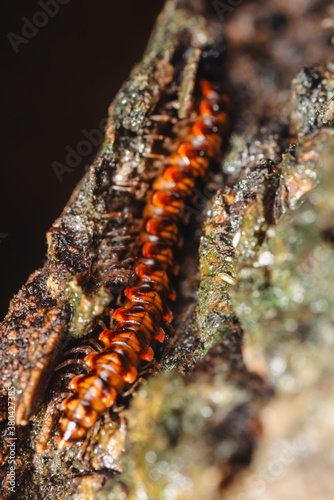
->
[{"left": 58, "top": 78, "right": 231, "bottom": 450}]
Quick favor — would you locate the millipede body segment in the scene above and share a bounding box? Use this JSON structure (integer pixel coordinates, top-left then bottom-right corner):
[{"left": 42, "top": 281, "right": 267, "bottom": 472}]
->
[{"left": 58, "top": 79, "right": 231, "bottom": 450}]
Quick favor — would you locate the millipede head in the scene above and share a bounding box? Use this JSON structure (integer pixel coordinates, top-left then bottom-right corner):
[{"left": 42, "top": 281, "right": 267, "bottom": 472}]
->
[{"left": 58, "top": 418, "right": 87, "bottom": 450}]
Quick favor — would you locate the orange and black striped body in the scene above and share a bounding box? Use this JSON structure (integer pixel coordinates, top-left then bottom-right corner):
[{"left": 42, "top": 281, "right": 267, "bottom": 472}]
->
[{"left": 58, "top": 80, "right": 231, "bottom": 449}]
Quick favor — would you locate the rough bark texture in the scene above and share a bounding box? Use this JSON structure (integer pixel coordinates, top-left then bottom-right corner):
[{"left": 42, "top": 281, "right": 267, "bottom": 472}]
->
[{"left": 1, "top": 0, "right": 334, "bottom": 499}]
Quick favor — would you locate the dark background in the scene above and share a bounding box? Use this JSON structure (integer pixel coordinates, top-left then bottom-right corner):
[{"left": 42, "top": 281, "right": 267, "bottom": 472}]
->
[{"left": 0, "top": 0, "right": 165, "bottom": 318}]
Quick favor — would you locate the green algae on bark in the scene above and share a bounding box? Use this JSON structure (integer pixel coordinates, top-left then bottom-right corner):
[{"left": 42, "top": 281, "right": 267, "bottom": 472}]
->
[
  {"left": 223, "top": 121, "right": 334, "bottom": 500},
  {"left": 233, "top": 130, "right": 334, "bottom": 387},
  {"left": 98, "top": 371, "right": 264, "bottom": 500},
  {"left": 197, "top": 57, "right": 334, "bottom": 363},
  {"left": 195, "top": 129, "right": 334, "bottom": 368},
  {"left": 66, "top": 280, "right": 112, "bottom": 339}
]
